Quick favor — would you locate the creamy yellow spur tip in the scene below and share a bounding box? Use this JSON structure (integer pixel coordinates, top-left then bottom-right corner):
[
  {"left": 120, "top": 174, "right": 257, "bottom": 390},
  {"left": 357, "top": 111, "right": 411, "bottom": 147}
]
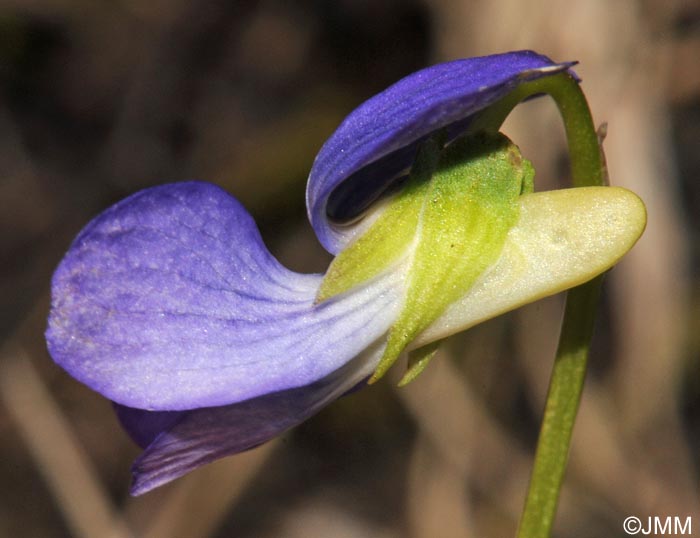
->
[{"left": 412, "top": 186, "right": 647, "bottom": 347}]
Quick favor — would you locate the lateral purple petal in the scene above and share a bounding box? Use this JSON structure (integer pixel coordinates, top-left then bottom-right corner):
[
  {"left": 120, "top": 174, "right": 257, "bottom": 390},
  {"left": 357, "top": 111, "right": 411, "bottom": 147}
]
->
[
  {"left": 306, "top": 50, "right": 575, "bottom": 254},
  {"left": 46, "top": 182, "right": 401, "bottom": 411},
  {"left": 113, "top": 404, "right": 185, "bottom": 449},
  {"left": 126, "top": 354, "right": 371, "bottom": 495}
]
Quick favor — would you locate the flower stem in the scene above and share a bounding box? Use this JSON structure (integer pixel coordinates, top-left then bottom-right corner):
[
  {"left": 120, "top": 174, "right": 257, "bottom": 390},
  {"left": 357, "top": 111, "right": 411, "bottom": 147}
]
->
[
  {"left": 518, "top": 277, "right": 603, "bottom": 537},
  {"left": 484, "top": 71, "right": 606, "bottom": 537}
]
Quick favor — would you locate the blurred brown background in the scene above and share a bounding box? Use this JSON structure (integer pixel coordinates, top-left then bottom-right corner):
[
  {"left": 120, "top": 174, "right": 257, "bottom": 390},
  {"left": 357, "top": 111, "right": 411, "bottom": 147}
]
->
[{"left": 1, "top": 0, "right": 699, "bottom": 536}]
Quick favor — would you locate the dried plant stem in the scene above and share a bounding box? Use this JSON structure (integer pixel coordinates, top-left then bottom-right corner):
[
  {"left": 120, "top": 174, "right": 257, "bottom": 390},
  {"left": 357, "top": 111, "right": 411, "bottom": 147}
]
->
[{"left": 0, "top": 342, "right": 133, "bottom": 538}]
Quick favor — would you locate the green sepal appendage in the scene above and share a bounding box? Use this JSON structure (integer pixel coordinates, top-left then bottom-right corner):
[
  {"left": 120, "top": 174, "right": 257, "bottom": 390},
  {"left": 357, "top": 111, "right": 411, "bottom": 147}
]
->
[
  {"left": 318, "top": 132, "right": 535, "bottom": 384},
  {"left": 398, "top": 340, "right": 442, "bottom": 386},
  {"left": 316, "top": 137, "right": 442, "bottom": 302}
]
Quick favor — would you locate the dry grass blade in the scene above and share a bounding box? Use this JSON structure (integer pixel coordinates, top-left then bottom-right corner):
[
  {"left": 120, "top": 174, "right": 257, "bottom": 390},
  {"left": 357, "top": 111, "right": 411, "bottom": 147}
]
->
[
  {"left": 393, "top": 350, "right": 532, "bottom": 532},
  {"left": 132, "top": 441, "right": 277, "bottom": 538},
  {"left": 406, "top": 434, "right": 474, "bottom": 538},
  {"left": 0, "top": 342, "right": 133, "bottom": 538}
]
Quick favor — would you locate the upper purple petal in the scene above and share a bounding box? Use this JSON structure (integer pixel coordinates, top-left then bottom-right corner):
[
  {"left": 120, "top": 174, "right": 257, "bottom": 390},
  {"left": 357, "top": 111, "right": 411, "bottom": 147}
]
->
[
  {"left": 46, "top": 181, "right": 402, "bottom": 411},
  {"left": 306, "top": 50, "right": 575, "bottom": 254}
]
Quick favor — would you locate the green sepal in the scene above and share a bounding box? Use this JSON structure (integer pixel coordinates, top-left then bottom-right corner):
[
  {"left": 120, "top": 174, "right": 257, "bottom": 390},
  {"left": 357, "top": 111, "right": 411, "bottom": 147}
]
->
[
  {"left": 397, "top": 340, "right": 442, "bottom": 386},
  {"left": 369, "top": 133, "right": 533, "bottom": 383},
  {"left": 316, "top": 137, "right": 442, "bottom": 303},
  {"left": 317, "top": 130, "right": 534, "bottom": 384}
]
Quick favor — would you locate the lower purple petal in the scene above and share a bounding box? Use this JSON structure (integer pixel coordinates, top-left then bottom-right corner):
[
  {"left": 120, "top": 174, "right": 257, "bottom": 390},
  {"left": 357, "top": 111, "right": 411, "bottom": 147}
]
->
[
  {"left": 113, "top": 404, "right": 185, "bottom": 449},
  {"left": 46, "top": 181, "right": 402, "bottom": 411},
  {"left": 127, "top": 349, "right": 376, "bottom": 495}
]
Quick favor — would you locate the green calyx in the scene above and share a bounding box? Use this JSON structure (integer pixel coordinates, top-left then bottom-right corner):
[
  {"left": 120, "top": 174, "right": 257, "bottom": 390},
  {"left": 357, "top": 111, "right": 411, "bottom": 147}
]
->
[{"left": 317, "top": 131, "right": 535, "bottom": 384}]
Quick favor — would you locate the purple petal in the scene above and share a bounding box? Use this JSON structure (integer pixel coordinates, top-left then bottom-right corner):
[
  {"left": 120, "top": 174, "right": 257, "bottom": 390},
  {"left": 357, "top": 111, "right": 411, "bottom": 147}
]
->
[
  {"left": 124, "top": 350, "right": 375, "bottom": 495},
  {"left": 47, "top": 181, "right": 402, "bottom": 410},
  {"left": 306, "top": 50, "right": 576, "bottom": 254},
  {"left": 113, "top": 403, "right": 185, "bottom": 449}
]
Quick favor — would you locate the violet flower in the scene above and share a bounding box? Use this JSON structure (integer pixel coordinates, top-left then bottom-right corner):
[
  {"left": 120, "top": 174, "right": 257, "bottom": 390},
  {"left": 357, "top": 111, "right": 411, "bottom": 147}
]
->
[{"left": 46, "top": 51, "right": 645, "bottom": 495}]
